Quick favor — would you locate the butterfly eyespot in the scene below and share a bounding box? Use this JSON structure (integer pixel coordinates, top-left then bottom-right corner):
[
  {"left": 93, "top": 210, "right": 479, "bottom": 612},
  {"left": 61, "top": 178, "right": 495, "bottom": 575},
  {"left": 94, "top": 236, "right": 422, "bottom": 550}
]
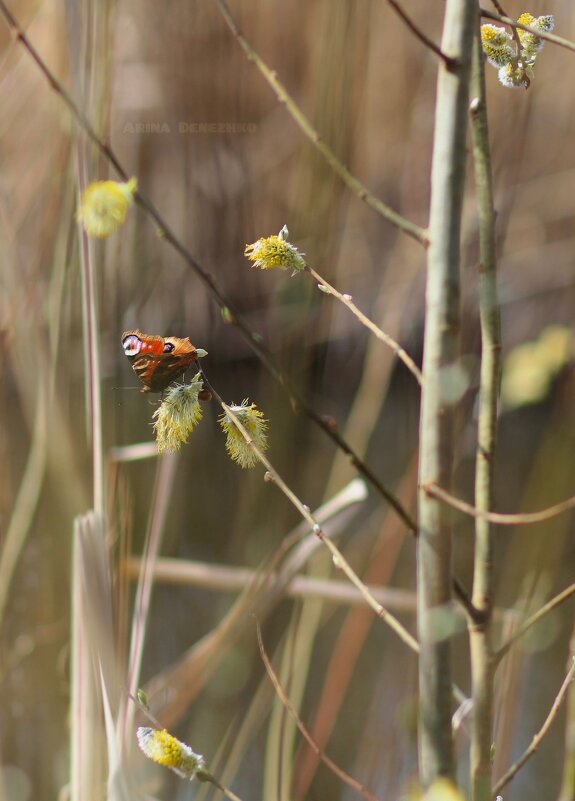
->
[
  {"left": 123, "top": 334, "right": 142, "bottom": 356},
  {"left": 122, "top": 330, "right": 198, "bottom": 392}
]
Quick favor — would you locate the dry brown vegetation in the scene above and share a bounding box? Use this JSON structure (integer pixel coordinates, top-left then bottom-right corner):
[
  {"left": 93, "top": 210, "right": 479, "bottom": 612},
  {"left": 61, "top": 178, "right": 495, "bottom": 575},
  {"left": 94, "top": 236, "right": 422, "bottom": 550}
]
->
[{"left": 1, "top": 1, "right": 575, "bottom": 800}]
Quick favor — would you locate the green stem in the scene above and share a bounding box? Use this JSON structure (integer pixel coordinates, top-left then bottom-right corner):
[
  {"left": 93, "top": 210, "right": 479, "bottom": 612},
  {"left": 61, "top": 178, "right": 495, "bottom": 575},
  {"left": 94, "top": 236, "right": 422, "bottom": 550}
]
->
[
  {"left": 417, "top": 0, "right": 475, "bottom": 784},
  {"left": 469, "top": 20, "right": 501, "bottom": 801}
]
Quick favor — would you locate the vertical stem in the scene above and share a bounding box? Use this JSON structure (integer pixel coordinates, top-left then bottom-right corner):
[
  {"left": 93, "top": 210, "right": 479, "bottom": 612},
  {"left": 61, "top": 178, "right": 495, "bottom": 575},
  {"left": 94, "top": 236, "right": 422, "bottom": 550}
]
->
[
  {"left": 78, "top": 214, "right": 105, "bottom": 518},
  {"left": 469, "top": 22, "right": 501, "bottom": 801},
  {"left": 417, "top": 0, "right": 475, "bottom": 785}
]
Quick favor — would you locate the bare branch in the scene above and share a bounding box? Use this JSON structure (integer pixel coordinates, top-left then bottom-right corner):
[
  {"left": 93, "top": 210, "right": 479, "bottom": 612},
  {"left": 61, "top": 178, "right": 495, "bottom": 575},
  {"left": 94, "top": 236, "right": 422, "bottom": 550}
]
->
[
  {"left": 423, "top": 482, "right": 575, "bottom": 526},
  {"left": 386, "top": 0, "right": 457, "bottom": 67},
  {"left": 493, "top": 658, "right": 575, "bottom": 795}
]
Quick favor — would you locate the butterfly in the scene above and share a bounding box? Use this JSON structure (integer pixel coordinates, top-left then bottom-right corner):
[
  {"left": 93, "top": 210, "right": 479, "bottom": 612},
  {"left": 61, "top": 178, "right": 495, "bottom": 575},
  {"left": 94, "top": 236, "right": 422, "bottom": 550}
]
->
[{"left": 122, "top": 329, "right": 199, "bottom": 393}]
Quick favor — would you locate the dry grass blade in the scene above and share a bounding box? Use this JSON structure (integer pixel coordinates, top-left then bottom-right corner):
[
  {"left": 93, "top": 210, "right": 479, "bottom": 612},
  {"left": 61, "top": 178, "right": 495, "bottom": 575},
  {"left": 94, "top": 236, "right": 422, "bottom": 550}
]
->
[
  {"left": 121, "top": 454, "right": 178, "bottom": 744},
  {"left": 0, "top": 383, "right": 47, "bottom": 627},
  {"left": 143, "top": 480, "right": 367, "bottom": 726}
]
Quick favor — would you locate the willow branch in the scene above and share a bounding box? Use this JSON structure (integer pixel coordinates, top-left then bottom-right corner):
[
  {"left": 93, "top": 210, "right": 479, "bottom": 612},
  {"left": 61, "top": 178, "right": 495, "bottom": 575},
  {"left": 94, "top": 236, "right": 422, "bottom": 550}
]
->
[
  {"left": 0, "top": 0, "right": 416, "bottom": 532},
  {"left": 307, "top": 266, "right": 423, "bottom": 384},
  {"left": 212, "top": 0, "right": 428, "bottom": 246},
  {"left": 423, "top": 482, "right": 575, "bottom": 526},
  {"left": 493, "top": 657, "right": 575, "bottom": 795},
  {"left": 199, "top": 367, "right": 420, "bottom": 656}
]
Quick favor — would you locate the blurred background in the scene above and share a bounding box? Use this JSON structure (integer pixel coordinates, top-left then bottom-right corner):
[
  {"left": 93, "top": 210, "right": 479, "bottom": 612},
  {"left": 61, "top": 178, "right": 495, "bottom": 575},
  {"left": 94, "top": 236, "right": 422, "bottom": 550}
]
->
[{"left": 1, "top": 0, "right": 574, "bottom": 799}]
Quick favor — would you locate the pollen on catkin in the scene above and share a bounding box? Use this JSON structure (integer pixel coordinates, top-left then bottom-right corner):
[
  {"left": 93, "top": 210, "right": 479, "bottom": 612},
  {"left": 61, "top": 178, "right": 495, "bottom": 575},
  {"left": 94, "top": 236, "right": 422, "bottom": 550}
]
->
[
  {"left": 244, "top": 225, "right": 305, "bottom": 273},
  {"left": 480, "top": 12, "right": 554, "bottom": 89},
  {"left": 77, "top": 177, "right": 137, "bottom": 237},
  {"left": 219, "top": 400, "right": 268, "bottom": 468},
  {"left": 480, "top": 24, "right": 515, "bottom": 67},
  {"left": 136, "top": 727, "right": 205, "bottom": 779},
  {"left": 153, "top": 377, "right": 204, "bottom": 453}
]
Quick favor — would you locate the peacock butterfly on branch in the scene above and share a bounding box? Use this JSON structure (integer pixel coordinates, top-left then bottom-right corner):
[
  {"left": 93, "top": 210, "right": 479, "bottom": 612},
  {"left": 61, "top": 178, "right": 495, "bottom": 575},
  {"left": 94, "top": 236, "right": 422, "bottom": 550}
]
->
[{"left": 122, "top": 329, "right": 199, "bottom": 393}]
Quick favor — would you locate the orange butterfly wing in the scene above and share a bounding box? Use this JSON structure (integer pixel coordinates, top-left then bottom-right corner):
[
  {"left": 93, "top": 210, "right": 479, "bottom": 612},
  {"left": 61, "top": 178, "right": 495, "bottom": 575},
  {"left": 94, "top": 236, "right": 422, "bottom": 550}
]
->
[{"left": 122, "top": 329, "right": 198, "bottom": 392}]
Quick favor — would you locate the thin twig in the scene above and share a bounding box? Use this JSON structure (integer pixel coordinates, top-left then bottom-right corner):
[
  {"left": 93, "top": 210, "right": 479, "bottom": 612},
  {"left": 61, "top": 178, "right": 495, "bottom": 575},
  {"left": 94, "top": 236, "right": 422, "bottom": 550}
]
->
[
  {"left": 255, "top": 620, "right": 381, "bottom": 801},
  {"left": 493, "top": 657, "right": 575, "bottom": 795},
  {"left": 0, "top": 0, "right": 416, "bottom": 532},
  {"left": 199, "top": 366, "right": 420, "bottom": 656},
  {"left": 307, "top": 266, "right": 423, "bottom": 384},
  {"left": 494, "top": 583, "right": 575, "bottom": 666},
  {"left": 386, "top": 0, "right": 457, "bottom": 67},
  {"left": 211, "top": 0, "right": 428, "bottom": 246},
  {"left": 480, "top": 9, "right": 575, "bottom": 54},
  {"left": 424, "top": 482, "right": 575, "bottom": 526}
]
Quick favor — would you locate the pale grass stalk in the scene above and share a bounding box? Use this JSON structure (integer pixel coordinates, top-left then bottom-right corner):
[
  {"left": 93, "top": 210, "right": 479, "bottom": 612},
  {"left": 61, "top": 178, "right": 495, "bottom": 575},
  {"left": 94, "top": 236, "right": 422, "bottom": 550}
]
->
[
  {"left": 256, "top": 622, "right": 380, "bottom": 801},
  {"left": 120, "top": 454, "right": 178, "bottom": 746},
  {"left": 558, "top": 627, "right": 575, "bottom": 801},
  {"left": 491, "top": 620, "right": 523, "bottom": 786},
  {"left": 0, "top": 380, "right": 46, "bottom": 625},
  {"left": 469, "top": 22, "right": 501, "bottom": 801},
  {"left": 417, "top": 0, "right": 475, "bottom": 783},
  {"left": 123, "top": 555, "right": 419, "bottom": 613},
  {"left": 494, "top": 582, "right": 575, "bottom": 665},
  {"left": 71, "top": 512, "right": 111, "bottom": 801},
  {"left": 76, "top": 176, "right": 105, "bottom": 517},
  {"left": 212, "top": 0, "right": 428, "bottom": 245},
  {"left": 493, "top": 657, "right": 575, "bottom": 795},
  {"left": 0, "top": 1, "right": 414, "bottom": 528},
  {"left": 108, "top": 442, "right": 158, "bottom": 463}
]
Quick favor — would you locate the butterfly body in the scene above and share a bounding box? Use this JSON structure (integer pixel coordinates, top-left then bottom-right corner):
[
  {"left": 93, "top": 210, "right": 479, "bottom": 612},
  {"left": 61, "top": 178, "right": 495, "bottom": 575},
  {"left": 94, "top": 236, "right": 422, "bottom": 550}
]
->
[{"left": 122, "top": 329, "right": 198, "bottom": 392}]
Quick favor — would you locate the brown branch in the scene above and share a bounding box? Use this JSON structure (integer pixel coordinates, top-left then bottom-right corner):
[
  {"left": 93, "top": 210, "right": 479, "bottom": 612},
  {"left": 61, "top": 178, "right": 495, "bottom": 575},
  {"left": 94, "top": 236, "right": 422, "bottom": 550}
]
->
[
  {"left": 386, "top": 0, "right": 457, "bottom": 67},
  {"left": 493, "top": 657, "right": 575, "bottom": 795},
  {"left": 424, "top": 482, "right": 575, "bottom": 526},
  {"left": 255, "top": 620, "right": 381, "bottom": 801}
]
